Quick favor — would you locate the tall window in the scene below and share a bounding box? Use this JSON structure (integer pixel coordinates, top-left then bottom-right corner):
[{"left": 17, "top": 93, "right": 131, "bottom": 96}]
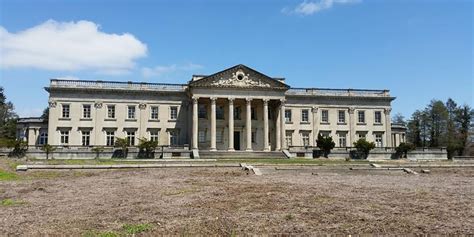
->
[
  {"left": 251, "top": 107, "right": 257, "bottom": 120},
  {"left": 374, "top": 111, "right": 382, "bottom": 124},
  {"left": 234, "top": 107, "right": 241, "bottom": 120},
  {"left": 60, "top": 130, "right": 69, "bottom": 145},
  {"left": 301, "top": 109, "right": 309, "bottom": 122},
  {"left": 127, "top": 106, "right": 136, "bottom": 119},
  {"left": 106, "top": 131, "right": 115, "bottom": 146},
  {"left": 150, "top": 130, "right": 159, "bottom": 143},
  {"left": 150, "top": 106, "right": 159, "bottom": 120},
  {"left": 62, "top": 104, "right": 70, "bottom": 118},
  {"left": 251, "top": 131, "right": 256, "bottom": 143},
  {"left": 301, "top": 131, "right": 310, "bottom": 146},
  {"left": 217, "top": 130, "right": 224, "bottom": 143},
  {"left": 321, "top": 110, "right": 329, "bottom": 123},
  {"left": 358, "top": 111, "right": 365, "bottom": 123},
  {"left": 83, "top": 105, "right": 91, "bottom": 119},
  {"left": 198, "top": 130, "right": 206, "bottom": 143},
  {"left": 338, "top": 110, "right": 346, "bottom": 123},
  {"left": 126, "top": 131, "right": 135, "bottom": 146},
  {"left": 285, "top": 131, "right": 293, "bottom": 147},
  {"left": 285, "top": 109, "right": 292, "bottom": 123},
  {"left": 217, "top": 106, "right": 225, "bottom": 120},
  {"left": 338, "top": 132, "right": 347, "bottom": 147},
  {"left": 198, "top": 105, "right": 207, "bottom": 119},
  {"left": 170, "top": 130, "right": 179, "bottom": 145},
  {"left": 375, "top": 133, "right": 383, "bottom": 147},
  {"left": 39, "top": 132, "right": 48, "bottom": 145},
  {"left": 82, "top": 131, "right": 90, "bottom": 146},
  {"left": 107, "top": 105, "right": 115, "bottom": 119},
  {"left": 170, "top": 106, "right": 178, "bottom": 120}
]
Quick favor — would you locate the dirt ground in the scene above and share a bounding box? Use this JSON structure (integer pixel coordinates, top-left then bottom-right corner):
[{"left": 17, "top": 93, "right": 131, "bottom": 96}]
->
[{"left": 0, "top": 163, "right": 473, "bottom": 235}]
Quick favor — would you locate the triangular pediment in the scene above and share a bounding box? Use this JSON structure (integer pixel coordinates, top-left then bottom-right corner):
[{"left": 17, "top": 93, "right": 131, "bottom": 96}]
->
[{"left": 189, "top": 64, "right": 289, "bottom": 90}]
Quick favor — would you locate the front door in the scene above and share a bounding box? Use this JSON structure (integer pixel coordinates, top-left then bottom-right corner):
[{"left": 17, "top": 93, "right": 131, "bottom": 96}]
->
[{"left": 234, "top": 132, "right": 241, "bottom": 150}]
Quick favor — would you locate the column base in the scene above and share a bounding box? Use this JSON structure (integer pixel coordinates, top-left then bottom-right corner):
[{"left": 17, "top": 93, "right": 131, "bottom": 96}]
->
[
  {"left": 210, "top": 148, "right": 217, "bottom": 152},
  {"left": 245, "top": 148, "right": 253, "bottom": 152},
  {"left": 228, "top": 148, "right": 235, "bottom": 152},
  {"left": 263, "top": 148, "right": 271, "bottom": 151}
]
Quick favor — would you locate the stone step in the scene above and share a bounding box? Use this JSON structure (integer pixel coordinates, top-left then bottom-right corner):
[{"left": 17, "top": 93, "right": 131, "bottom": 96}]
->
[{"left": 199, "top": 151, "right": 286, "bottom": 159}]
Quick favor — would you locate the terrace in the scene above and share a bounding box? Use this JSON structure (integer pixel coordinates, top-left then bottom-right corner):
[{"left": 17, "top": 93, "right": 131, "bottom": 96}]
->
[
  {"left": 287, "top": 87, "right": 391, "bottom": 98},
  {"left": 48, "top": 79, "right": 188, "bottom": 92}
]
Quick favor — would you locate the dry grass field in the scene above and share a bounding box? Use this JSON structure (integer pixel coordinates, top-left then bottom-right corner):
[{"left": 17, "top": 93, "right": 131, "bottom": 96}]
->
[{"left": 0, "top": 158, "right": 473, "bottom": 235}]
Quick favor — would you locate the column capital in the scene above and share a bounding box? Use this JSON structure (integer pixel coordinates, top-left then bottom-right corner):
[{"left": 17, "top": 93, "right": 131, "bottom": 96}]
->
[
  {"left": 228, "top": 97, "right": 235, "bottom": 102},
  {"left": 192, "top": 96, "right": 199, "bottom": 102},
  {"left": 245, "top": 97, "right": 252, "bottom": 104},
  {"left": 280, "top": 99, "right": 286, "bottom": 106},
  {"left": 262, "top": 98, "right": 269, "bottom": 105},
  {"left": 312, "top": 106, "right": 318, "bottom": 113},
  {"left": 210, "top": 97, "right": 217, "bottom": 104},
  {"left": 94, "top": 102, "right": 103, "bottom": 109},
  {"left": 348, "top": 107, "right": 355, "bottom": 114},
  {"left": 139, "top": 103, "right": 147, "bottom": 110},
  {"left": 384, "top": 108, "right": 392, "bottom": 115}
]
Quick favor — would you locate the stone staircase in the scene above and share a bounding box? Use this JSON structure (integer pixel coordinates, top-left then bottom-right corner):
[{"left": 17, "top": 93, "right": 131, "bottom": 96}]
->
[{"left": 199, "top": 150, "right": 287, "bottom": 159}]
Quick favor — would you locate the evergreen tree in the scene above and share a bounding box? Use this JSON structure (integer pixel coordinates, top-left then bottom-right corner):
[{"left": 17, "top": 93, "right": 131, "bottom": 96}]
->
[{"left": 0, "top": 87, "right": 18, "bottom": 139}]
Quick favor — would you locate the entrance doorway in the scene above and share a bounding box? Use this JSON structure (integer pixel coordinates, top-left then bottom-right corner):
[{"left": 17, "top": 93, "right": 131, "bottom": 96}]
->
[{"left": 234, "top": 132, "right": 241, "bottom": 150}]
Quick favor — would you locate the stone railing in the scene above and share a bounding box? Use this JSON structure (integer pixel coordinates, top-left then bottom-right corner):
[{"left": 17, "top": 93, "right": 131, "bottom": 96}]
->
[
  {"left": 50, "top": 79, "right": 187, "bottom": 92},
  {"left": 287, "top": 88, "right": 390, "bottom": 97}
]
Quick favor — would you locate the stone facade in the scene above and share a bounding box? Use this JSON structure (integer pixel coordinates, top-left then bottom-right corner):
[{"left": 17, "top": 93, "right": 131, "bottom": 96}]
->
[{"left": 38, "top": 64, "right": 398, "bottom": 151}]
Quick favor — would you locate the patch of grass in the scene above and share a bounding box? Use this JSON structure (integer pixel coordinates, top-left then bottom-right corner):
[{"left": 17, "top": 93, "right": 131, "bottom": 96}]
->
[
  {"left": 284, "top": 214, "right": 294, "bottom": 221},
  {"left": 313, "top": 195, "right": 334, "bottom": 204},
  {"left": 1, "top": 198, "right": 27, "bottom": 206},
  {"left": 0, "top": 169, "right": 18, "bottom": 181},
  {"left": 122, "top": 223, "right": 153, "bottom": 235},
  {"left": 217, "top": 158, "right": 370, "bottom": 165},
  {"left": 163, "top": 188, "right": 198, "bottom": 196}
]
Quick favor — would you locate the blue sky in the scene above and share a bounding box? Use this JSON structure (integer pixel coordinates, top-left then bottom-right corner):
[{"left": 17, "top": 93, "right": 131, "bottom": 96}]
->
[{"left": 0, "top": 0, "right": 472, "bottom": 119}]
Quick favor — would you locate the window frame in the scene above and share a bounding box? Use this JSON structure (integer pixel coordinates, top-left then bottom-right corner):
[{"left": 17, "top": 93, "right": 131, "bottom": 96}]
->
[
  {"left": 338, "top": 132, "right": 347, "bottom": 148},
  {"left": 150, "top": 106, "right": 159, "bottom": 120},
  {"left": 301, "top": 109, "right": 309, "bottom": 123},
  {"left": 106, "top": 131, "right": 115, "bottom": 146},
  {"left": 62, "top": 104, "right": 70, "bottom": 118},
  {"left": 358, "top": 110, "right": 365, "bottom": 124},
  {"left": 149, "top": 130, "right": 159, "bottom": 143},
  {"left": 285, "top": 109, "right": 292, "bottom": 123},
  {"left": 198, "top": 104, "right": 207, "bottom": 119},
  {"left": 81, "top": 130, "right": 91, "bottom": 146},
  {"left": 301, "top": 131, "right": 310, "bottom": 147},
  {"left": 82, "top": 104, "right": 91, "bottom": 119},
  {"left": 374, "top": 111, "right": 382, "bottom": 124},
  {"left": 170, "top": 106, "right": 178, "bottom": 120},
  {"left": 126, "top": 131, "right": 136, "bottom": 146},
  {"left": 375, "top": 133, "right": 383, "bottom": 147},
  {"left": 107, "top": 105, "right": 116, "bottom": 119},
  {"left": 60, "top": 130, "right": 69, "bottom": 145},
  {"left": 338, "top": 110, "right": 346, "bottom": 124},
  {"left": 321, "top": 110, "right": 329, "bottom": 123},
  {"left": 127, "top": 105, "right": 136, "bottom": 120},
  {"left": 217, "top": 106, "right": 225, "bottom": 120}
]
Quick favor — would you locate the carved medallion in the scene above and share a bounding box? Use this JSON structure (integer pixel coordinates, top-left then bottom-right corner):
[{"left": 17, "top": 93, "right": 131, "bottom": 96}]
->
[{"left": 211, "top": 69, "right": 271, "bottom": 88}]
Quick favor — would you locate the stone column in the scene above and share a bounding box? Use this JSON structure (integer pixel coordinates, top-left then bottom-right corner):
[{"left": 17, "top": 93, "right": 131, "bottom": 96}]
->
[
  {"left": 228, "top": 97, "right": 235, "bottom": 151},
  {"left": 384, "top": 108, "right": 392, "bottom": 148},
  {"left": 275, "top": 105, "right": 281, "bottom": 151},
  {"left": 348, "top": 107, "right": 355, "bottom": 146},
  {"left": 312, "top": 106, "right": 318, "bottom": 146},
  {"left": 192, "top": 97, "right": 199, "bottom": 150},
  {"left": 210, "top": 97, "right": 217, "bottom": 151},
  {"left": 263, "top": 99, "right": 270, "bottom": 151},
  {"left": 245, "top": 98, "right": 252, "bottom": 151},
  {"left": 280, "top": 99, "right": 286, "bottom": 150}
]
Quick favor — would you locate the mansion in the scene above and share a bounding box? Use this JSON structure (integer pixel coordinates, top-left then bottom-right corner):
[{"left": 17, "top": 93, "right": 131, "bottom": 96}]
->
[{"left": 18, "top": 64, "right": 406, "bottom": 153}]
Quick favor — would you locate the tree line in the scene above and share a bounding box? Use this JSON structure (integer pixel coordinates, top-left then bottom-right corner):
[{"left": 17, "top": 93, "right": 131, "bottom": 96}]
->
[{"left": 397, "top": 98, "right": 472, "bottom": 158}]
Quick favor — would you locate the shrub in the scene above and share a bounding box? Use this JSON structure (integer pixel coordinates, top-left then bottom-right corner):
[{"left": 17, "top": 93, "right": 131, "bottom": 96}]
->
[
  {"left": 394, "top": 142, "right": 415, "bottom": 159},
  {"left": 137, "top": 138, "right": 158, "bottom": 159},
  {"left": 91, "top": 146, "right": 105, "bottom": 159},
  {"left": 316, "top": 134, "right": 335, "bottom": 158},
  {"left": 113, "top": 137, "right": 128, "bottom": 159},
  {"left": 353, "top": 139, "right": 376, "bottom": 159},
  {"left": 122, "top": 223, "right": 153, "bottom": 235},
  {"left": 40, "top": 144, "right": 56, "bottom": 160},
  {"left": 7, "top": 139, "right": 27, "bottom": 158}
]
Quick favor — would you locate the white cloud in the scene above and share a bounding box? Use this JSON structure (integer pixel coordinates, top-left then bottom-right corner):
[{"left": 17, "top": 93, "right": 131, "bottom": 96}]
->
[
  {"left": 283, "top": 0, "right": 361, "bottom": 15},
  {"left": 142, "top": 63, "right": 203, "bottom": 78},
  {"left": 0, "top": 20, "right": 147, "bottom": 74}
]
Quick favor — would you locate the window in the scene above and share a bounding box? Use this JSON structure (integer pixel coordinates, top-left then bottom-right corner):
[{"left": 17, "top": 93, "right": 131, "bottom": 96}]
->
[
  {"left": 251, "top": 107, "right": 257, "bottom": 120},
  {"left": 198, "top": 130, "right": 206, "bottom": 143},
  {"left": 170, "top": 130, "right": 179, "bottom": 145},
  {"left": 127, "top": 106, "right": 136, "bottom": 119},
  {"left": 62, "top": 104, "right": 70, "bottom": 118},
  {"left": 321, "top": 110, "right": 329, "bottom": 123},
  {"left": 39, "top": 132, "right": 48, "bottom": 145},
  {"left": 301, "top": 132, "right": 310, "bottom": 146},
  {"left": 83, "top": 105, "right": 91, "bottom": 119},
  {"left": 319, "top": 131, "right": 330, "bottom": 138},
  {"left": 107, "top": 105, "right": 115, "bottom": 119},
  {"left": 234, "top": 107, "right": 241, "bottom": 120},
  {"left": 338, "top": 132, "right": 347, "bottom": 148},
  {"left": 251, "top": 131, "right": 256, "bottom": 143},
  {"left": 375, "top": 133, "right": 383, "bottom": 147},
  {"left": 126, "top": 131, "right": 135, "bottom": 146},
  {"left": 375, "top": 111, "right": 382, "bottom": 124},
  {"left": 60, "top": 130, "right": 69, "bottom": 145},
  {"left": 338, "top": 110, "right": 346, "bottom": 123},
  {"left": 106, "top": 131, "right": 115, "bottom": 146},
  {"left": 358, "top": 111, "right": 365, "bottom": 123},
  {"left": 198, "top": 105, "right": 207, "bottom": 119},
  {"left": 285, "top": 131, "right": 293, "bottom": 147},
  {"left": 217, "top": 106, "right": 225, "bottom": 120},
  {"left": 217, "top": 130, "right": 224, "bottom": 143},
  {"left": 150, "top": 106, "right": 159, "bottom": 120},
  {"left": 82, "top": 131, "right": 90, "bottom": 146},
  {"left": 301, "top": 109, "right": 309, "bottom": 122},
  {"left": 357, "top": 132, "right": 367, "bottom": 140},
  {"left": 150, "top": 130, "right": 159, "bottom": 143},
  {"left": 285, "top": 109, "right": 292, "bottom": 123},
  {"left": 170, "top": 106, "right": 178, "bottom": 120}
]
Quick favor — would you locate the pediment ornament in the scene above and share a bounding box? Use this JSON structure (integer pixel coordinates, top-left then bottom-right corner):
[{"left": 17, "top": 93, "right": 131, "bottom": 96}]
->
[{"left": 211, "top": 69, "right": 271, "bottom": 88}]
